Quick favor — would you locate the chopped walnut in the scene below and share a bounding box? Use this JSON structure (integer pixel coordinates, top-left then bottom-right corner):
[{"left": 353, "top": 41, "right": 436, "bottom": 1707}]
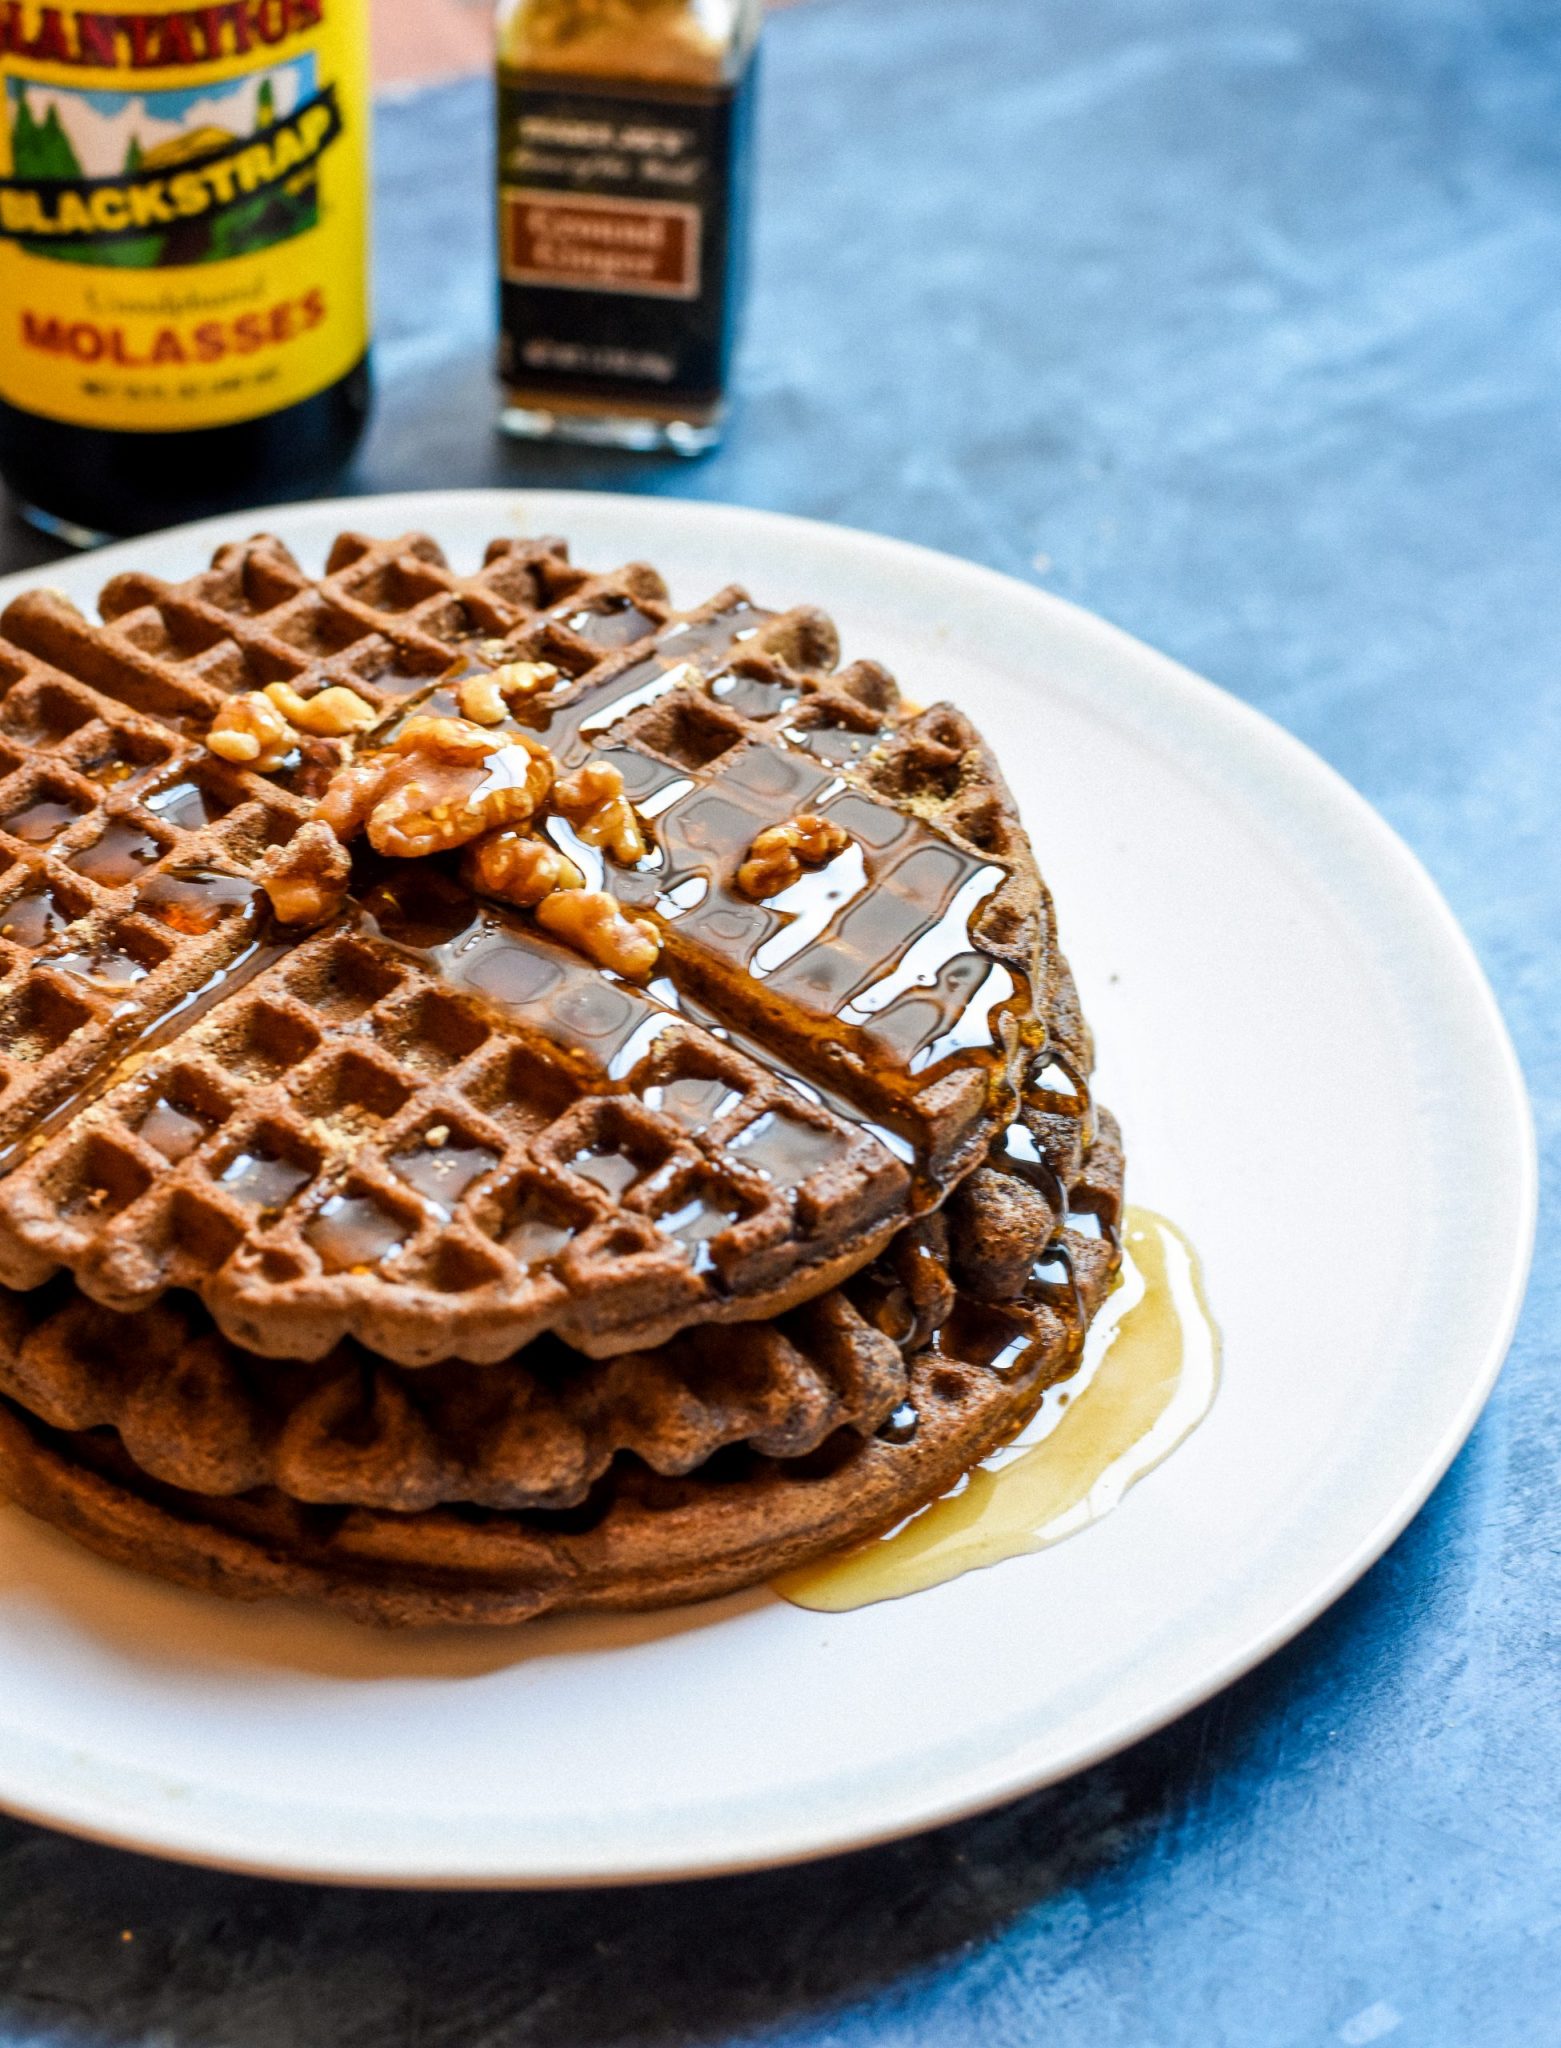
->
[
  {"left": 263, "top": 681, "right": 378, "bottom": 738},
  {"left": 455, "top": 673, "right": 511, "bottom": 726},
  {"left": 464, "top": 827, "right": 584, "bottom": 907},
  {"left": 207, "top": 691, "right": 294, "bottom": 770},
  {"left": 553, "top": 759, "right": 622, "bottom": 817},
  {"left": 580, "top": 794, "right": 647, "bottom": 863},
  {"left": 287, "top": 737, "right": 351, "bottom": 802},
  {"left": 737, "top": 813, "right": 852, "bottom": 898},
  {"left": 313, "top": 755, "right": 396, "bottom": 841},
  {"left": 312, "top": 720, "right": 557, "bottom": 860},
  {"left": 553, "top": 757, "right": 649, "bottom": 863},
  {"left": 535, "top": 887, "right": 661, "bottom": 979},
  {"left": 370, "top": 741, "right": 554, "bottom": 859},
  {"left": 493, "top": 659, "right": 561, "bottom": 700},
  {"left": 258, "top": 821, "right": 351, "bottom": 927},
  {"left": 387, "top": 714, "right": 503, "bottom": 763},
  {"left": 452, "top": 660, "right": 562, "bottom": 728}
]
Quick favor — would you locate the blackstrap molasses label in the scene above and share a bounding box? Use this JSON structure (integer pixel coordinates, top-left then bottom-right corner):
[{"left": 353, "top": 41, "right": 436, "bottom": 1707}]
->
[{"left": 0, "top": 0, "right": 368, "bottom": 431}]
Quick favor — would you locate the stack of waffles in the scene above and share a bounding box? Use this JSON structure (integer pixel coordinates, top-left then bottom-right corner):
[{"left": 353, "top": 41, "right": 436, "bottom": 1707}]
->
[{"left": 0, "top": 529, "right": 1123, "bottom": 1624}]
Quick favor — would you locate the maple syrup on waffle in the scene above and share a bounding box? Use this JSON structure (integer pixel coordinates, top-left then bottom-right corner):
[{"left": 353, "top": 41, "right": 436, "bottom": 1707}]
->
[
  {"left": 776, "top": 1208, "right": 1219, "bottom": 1612},
  {"left": 371, "top": 598, "right": 1029, "bottom": 1169},
  {"left": 0, "top": 871, "right": 287, "bottom": 1181},
  {"left": 305, "top": 1192, "right": 411, "bottom": 1274}
]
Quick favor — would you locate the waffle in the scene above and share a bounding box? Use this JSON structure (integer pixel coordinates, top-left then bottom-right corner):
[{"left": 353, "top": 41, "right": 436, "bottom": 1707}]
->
[
  {"left": 0, "top": 1284, "right": 911, "bottom": 1514},
  {"left": 0, "top": 1103, "right": 1123, "bottom": 1626},
  {"left": 0, "top": 966, "right": 1106, "bottom": 1509},
  {"left": 0, "top": 533, "right": 1060, "bottom": 1364}
]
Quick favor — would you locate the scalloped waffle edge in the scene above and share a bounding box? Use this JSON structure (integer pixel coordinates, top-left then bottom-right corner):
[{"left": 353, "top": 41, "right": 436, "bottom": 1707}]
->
[
  {"left": 0, "top": 532, "right": 1059, "bottom": 1364},
  {"left": 0, "top": 1111, "right": 1121, "bottom": 1626}
]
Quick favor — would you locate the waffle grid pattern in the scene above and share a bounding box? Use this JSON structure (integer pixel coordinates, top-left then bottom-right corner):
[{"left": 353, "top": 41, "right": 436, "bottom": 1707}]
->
[
  {"left": 0, "top": 530, "right": 662, "bottom": 1167},
  {"left": 0, "top": 921, "right": 905, "bottom": 1363},
  {"left": 0, "top": 1107, "right": 1125, "bottom": 1626},
  {"left": 0, "top": 532, "right": 1052, "bottom": 1364},
  {"left": 0, "top": 1025, "right": 1114, "bottom": 1516}
]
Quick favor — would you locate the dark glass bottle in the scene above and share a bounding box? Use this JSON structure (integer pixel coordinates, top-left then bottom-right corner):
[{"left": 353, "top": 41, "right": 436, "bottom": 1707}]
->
[
  {"left": 495, "top": 0, "right": 762, "bottom": 453},
  {"left": 0, "top": 367, "right": 370, "bottom": 546},
  {"left": 0, "top": 0, "right": 373, "bottom": 544}
]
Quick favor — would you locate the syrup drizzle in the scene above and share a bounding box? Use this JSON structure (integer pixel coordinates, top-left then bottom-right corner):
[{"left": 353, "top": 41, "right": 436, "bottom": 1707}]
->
[
  {"left": 989, "top": 1116, "right": 1067, "bottom": 1213},
  {"left": 306, "top": 1191, "right": 410, "bottom": 1273},
  {"left": 363, "top": 601, "right": 1029, "bottom": 1168},
  {"left": 67, "top": 820, "right": 163, "bottom": 886},
  {"left": 358, "top": 860, "right": 880, "bottom": 1171},
  {"left": 391, "top": 1134, "right": 500, "bottom": 1216},
  {"left": 50, "top": 941, "right": 149, "bottom": 987},
  {"left": 138, "top": 1097, "right": 217, "bottom": 1163},
  {"left": 0, "top": 604, "right": 1027, "bottom": 1238},
  {"left": 517, "top": 599, "right": 772, "bottom": 768},
  {"left": 0, "top": 872, "right": 287, "bottom": 1181},
  {"left": 3, "top": 794, "right": 84, "bottom": 844},
  {"left": 357, "top": 865, "right": 672, "bottom": 1077},
  {"left": 624, "top": 748, "right": 1031, "bottom": 1131},
  {"left": 776, "top": 1208, "right": 1219, "bottom": 1612},
  {"left": 220, "top": 1146, "right": 312, "bottom": 1214},
  {"left": 565, "top": 598, "right": 661, "bottom": 648},
  {"left": 0, "top": 885, "right": 71, "bottom": 949},
  {"left": 144, "top": 777, "right": 227, "bottom": 830},
  {"left": 655, "top": 1188, "right": 741, "bottom": 1273}
]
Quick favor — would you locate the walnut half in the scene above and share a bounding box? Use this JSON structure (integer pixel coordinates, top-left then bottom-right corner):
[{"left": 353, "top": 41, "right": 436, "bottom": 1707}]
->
[
  {"left": 457, "top": 661, "right": 562, "bottom": 726},
  {"left": 208, "top": 684, "right": 378, "bottom": 771},
  {"left": 463, "top": 828, "right": 583, "bottom": 907},
  {"left": 535, "top": 887, "right": 661, "bottom": 980},
  {"left": 553, "top": 758, "right": 648, "bottom": 864},
  {"left": 264, "top": 681, "right": 377, "bottom": 738},
  {"left": 311, "top": 717, "right": 557, "bottom": 859},
  {"left": 207, "top": 690, "right": 294, "bottom": 770},
  {"left": 736, "top": 814, "right": 852, "bottom": 898}
]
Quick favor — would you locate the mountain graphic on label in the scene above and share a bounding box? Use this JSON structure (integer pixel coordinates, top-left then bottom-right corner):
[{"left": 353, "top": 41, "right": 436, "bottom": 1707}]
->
[{"left": 1, "top": 63, "right": 334, "bottom": 270}]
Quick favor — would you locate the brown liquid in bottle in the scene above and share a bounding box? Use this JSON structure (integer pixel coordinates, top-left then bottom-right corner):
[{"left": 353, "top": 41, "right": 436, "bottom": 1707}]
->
[{"left": 775, "top": 1207, "right": 1220, "bottom": 1612}]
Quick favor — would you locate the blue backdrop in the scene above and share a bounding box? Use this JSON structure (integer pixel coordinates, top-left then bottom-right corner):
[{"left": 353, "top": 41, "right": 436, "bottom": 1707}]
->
[{"left": 0, "top": 1, "right": 1555, "bottom": 2039}]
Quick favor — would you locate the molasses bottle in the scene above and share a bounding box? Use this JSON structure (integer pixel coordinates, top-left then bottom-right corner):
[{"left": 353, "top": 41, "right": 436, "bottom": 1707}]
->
[
  {"left": 0, "top": 0, "right": 372, "bottom": 544},
  {"left": 495, "top": 0, "right": 761, "bottom": 453}
]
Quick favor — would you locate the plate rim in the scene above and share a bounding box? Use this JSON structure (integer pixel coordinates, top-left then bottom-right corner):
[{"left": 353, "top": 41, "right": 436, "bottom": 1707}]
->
[{"left": 0, "top": 488, "right": 1536, "bottom": 1887}]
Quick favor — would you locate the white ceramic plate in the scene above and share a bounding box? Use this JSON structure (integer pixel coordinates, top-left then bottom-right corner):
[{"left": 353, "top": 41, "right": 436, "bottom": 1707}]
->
[{"left": 0, "top": 491, "right": 1534, "bottom": 1887}]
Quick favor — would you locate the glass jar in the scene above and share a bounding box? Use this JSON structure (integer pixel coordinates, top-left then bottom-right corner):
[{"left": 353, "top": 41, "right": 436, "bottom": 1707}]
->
[
  {"left": 494, "top": 0, "right": 762, "bottom": 453},
  {"left": 0, "top": 0, "right": 372, "bottom": 544}
]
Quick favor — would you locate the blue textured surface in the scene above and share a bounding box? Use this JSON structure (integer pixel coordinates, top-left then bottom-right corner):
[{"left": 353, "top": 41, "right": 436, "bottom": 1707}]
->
[{"left": 0, "top": 0, "right": 1556, "bottom": 2039}]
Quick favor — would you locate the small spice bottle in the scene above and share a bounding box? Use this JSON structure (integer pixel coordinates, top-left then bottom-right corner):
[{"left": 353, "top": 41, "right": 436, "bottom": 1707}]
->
[{"left": 494, "top": 0, "right": 762, "bottom": 453}]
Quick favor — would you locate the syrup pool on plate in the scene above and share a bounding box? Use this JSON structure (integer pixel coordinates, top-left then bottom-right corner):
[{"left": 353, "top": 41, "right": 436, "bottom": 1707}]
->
[{"left": 776, "top": 1206, "right": 1220, "bottom": 1611}]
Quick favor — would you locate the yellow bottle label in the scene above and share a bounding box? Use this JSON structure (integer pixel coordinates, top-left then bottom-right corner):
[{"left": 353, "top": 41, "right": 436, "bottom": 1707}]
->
[{"left": 0, "top": 0, "right": 369, "bottom": 432}]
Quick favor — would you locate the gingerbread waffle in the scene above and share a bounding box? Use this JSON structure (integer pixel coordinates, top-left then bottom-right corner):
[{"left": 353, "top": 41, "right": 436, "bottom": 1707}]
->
[
  {"left": 0, "top": 533, "right": 1060, "bottom": 1364},
  {"left": 0, "top": 955, "right": 1106, "bottom": 1515},
  {"left": 0, "top": 1089, "right": 1123, "bottom": 1624}
]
